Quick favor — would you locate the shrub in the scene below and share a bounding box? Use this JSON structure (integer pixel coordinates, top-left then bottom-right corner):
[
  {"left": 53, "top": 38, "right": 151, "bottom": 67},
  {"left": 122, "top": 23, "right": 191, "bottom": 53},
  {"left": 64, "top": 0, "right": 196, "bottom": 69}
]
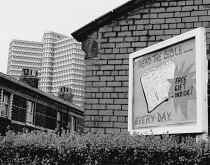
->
[{"left": 0, "top": 130, "right": 210, "bottom": 164}]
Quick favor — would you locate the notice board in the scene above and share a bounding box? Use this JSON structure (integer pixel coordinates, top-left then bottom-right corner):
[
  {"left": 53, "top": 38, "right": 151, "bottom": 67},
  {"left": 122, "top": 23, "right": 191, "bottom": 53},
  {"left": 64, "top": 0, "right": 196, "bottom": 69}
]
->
[{"left": 128, "top": 27, "right": 208, "bottom": 135}]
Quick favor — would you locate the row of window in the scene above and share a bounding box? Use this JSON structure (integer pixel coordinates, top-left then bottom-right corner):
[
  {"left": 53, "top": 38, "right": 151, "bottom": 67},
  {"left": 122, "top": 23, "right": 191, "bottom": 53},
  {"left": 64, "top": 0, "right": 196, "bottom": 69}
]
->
[
  {"left": 41, "top": 63, "right": 54, "bottom": 67},
  {"left": 43, "top": 39, "right": 57, "bottom": 43},
  {"left": 43, "top": 48, "right": 55, "bottom": 52},
  {"left": 50, "top": 77, "right": 85, "bottom": 83},
  {"left": 51, "top": 82, "right": 84, "bottom": 91},
  {"left": 55, "top": 39, "right": 80, "bottom": 48},
  {"left": 40, "top": 68, "right": 53, "bottom": 72},
  {"left": 42, "top": 53, "right": 54, "bottom": 58},
  {"left": 9, "top": 51, "right": 42, "bottom": 57},
  {"left": 52, "top": 88, "right": 85, "bottom": 95},
  {"left": 55, "top": 49, "right": 82, "bottom": 55},
  {"left": 51, "top": 79, "right": 74, "bottom": 84},
  {"left": 8, "top": 71, "right": 22, "bottom": 77},
  {"left": 11, "top": 47, "right": 42, "bottom": 52},
  {"left": 54, "top": 56, "right": 84, "bottom": 63},
  {"left": 51, "top": 71, "right": 85, "bottom": 77},
  {"left": 11, "top": 41, "right": 42, "bottom": 48},
  {"left": 11, "top": 54, "right": 42, "bottom": 60},
  {"left": 40, "top": 78, "right": 52, "bottom": 82},
  {"left": 55, "top": 53, "right": 84, "bottom": 59},
  {"left": 10, "top": 51, "right": 42, "bottom": 56},
  {"left": 10, "top": 61, "right": 41, "bottom": 66},
  {"left": 42, "top": 46, "right": 82, "bottom": 54},
  {"left": 0, "top": 90, "right": 78, "bottom": 131},
  {"left": 0, "top": 91, "right": 35, "bottom": 125},
  {"left": 52, "top": 86, "right": 84, "bottom": 92},
  {"left": 9, "top": 64, "right": 40, "bottom": 70},
  {"left": 39, "top": 73, "right": 85, "bottom": 80},
  {"left": 42, "top": 58, "right": 54, "bottom": 63},
  {"left": 9, "top": 66, "right": 39, "bottom": 71},
  {"left": 72, "top": 97, "right": 84, "bottom": 102},
  {"left": 53, "top": 65, "right": 85, "bottom": 71},
  {"left": 40, "top": 83, "right": 85, "bottom": 91},
  {"left": 43, "top": 43, "right": 53, "bottom": 47},
  {"left": 40, "top": 72, "right": 53, "bottom": 77},
  {"left": 43, "top": 33, "right": 60, "bottom": 40},
  {"left": 41, "top": 57, "right": 86, "bottom": 63},
  {"left": 71, "top": 59, "right": 86, "bottom": 65},
  {"left": 55, "top": 44, "right": 79, "bottom": 49}
]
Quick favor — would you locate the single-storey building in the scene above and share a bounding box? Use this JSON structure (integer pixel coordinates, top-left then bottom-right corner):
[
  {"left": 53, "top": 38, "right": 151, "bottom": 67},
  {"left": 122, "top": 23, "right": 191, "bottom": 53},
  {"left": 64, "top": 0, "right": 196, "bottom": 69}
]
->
[
  {"left": 72, "top": 0, "right": 210, "bottom": 134},
  {"left": 0, "top": 69, "right": 84, "bottom": 135}
]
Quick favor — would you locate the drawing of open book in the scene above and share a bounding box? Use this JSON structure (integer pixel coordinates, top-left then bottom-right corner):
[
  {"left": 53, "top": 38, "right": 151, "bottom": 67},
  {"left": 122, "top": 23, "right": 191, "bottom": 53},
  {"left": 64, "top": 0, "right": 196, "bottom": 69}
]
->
[{"left": 140, "top": 61, "right": 175, "bottom": 113}]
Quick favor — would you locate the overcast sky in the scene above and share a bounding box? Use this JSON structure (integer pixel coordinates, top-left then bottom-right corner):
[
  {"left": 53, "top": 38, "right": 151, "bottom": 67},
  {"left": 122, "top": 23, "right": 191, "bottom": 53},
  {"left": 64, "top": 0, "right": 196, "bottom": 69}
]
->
[{"left": 0, "top": 0, "right": 128, "bottom": 74}]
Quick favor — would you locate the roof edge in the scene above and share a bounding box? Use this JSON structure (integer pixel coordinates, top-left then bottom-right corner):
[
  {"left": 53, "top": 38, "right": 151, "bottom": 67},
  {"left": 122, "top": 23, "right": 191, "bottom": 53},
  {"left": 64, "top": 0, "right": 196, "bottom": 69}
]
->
[
  {"left": 71, "top": 0, "right": 148, "bottom": 42},
  {"left": 0, "top": 72, "right": 84, "bottom": 113}
]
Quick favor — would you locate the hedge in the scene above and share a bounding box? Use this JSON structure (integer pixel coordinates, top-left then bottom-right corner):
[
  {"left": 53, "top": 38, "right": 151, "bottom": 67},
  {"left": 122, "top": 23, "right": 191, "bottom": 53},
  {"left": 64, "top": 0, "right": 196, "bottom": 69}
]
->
[{"left": 0, "top": 130, "right": 210, "bottom": 164}]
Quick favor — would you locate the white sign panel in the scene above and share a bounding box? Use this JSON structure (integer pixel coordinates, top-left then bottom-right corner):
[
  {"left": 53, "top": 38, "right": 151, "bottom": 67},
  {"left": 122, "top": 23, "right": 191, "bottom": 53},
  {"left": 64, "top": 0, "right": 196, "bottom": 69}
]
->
[{"left": 128, "top": 27, "right": 208, "bottom": 135}]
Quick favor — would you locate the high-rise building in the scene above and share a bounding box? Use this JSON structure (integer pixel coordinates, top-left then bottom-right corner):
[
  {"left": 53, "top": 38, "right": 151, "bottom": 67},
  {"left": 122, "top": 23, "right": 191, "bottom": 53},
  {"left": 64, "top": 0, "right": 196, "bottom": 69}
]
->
[
  {"left": 7, "top": 40, "right": 43, "bottom": 79},
  {"left": 7, "top": 32, "right": 85, "bottom": 107}
]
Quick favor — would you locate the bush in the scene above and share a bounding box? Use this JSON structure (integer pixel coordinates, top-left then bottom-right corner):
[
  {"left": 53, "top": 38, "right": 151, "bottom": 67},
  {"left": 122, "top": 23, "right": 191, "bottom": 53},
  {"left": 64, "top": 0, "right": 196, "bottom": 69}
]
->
[{"left": 0, "top": 130, "right": 210, "bottom": 164}]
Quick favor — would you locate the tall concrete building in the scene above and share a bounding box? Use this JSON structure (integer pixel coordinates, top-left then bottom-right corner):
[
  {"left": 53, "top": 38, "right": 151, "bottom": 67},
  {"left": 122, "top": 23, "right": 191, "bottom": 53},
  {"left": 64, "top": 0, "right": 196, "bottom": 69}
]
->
[
  {"left": 7, "top": 40, "right": 43, "bottom": 79},
  {"left": 7, "top": 32, "right": 85, "bottom": 107}
]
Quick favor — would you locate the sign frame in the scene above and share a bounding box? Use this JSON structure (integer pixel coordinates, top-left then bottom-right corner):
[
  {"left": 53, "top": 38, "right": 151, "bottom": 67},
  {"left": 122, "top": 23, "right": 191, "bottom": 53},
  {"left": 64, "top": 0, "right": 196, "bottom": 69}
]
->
[{"left": 128, "top": 27, "right": 208, "bottom": 135}]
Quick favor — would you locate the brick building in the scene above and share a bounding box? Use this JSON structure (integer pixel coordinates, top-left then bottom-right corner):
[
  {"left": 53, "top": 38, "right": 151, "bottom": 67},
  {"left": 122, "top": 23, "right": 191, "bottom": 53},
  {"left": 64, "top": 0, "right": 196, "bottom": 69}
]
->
[
  {"left": 7, "top": 32, "right": 86, "bottom": 107},
  {"left": 0, "top": 69, "right": 84, "bottom": 135},
  {"left": 72, "top": 0, "right": 210, "bottom": 133}
]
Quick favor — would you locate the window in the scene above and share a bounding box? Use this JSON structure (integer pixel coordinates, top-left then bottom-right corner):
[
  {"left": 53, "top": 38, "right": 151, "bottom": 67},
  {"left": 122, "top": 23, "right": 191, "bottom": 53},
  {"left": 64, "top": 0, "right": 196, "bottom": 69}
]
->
[
  {"left": 26, "top": 101, "right": 35, "bottom": 124},
  {"left": 71, "top": 116, "right": 76, "bottom": 132},
  {"left": 57, "top": 111, "right": 61, "bottom": 130},
  {"left": 1, "top": 92, "right": 10, "bottom": 117}
]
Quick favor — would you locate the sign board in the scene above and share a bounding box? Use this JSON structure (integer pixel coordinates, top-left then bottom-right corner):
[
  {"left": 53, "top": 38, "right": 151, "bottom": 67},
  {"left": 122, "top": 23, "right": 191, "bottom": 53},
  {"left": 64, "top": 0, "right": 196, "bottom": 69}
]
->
[{"left": 128, "top": 27, "right": 208, "bottom": 135}]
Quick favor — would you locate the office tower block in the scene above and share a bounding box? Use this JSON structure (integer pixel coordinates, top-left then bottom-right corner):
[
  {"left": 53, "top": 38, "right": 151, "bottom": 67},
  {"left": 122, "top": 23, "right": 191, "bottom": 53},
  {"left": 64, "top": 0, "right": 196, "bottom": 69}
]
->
[
  {"left": 39, "top": 32, "right": 68, "bottom": 93},
  {"left": 7, "top": 40, "right": 42, "bottom": 80},
  {"left": 52, "top": 36, "right": 85, "bottom": 103},
  {"left": 7, "top": 32, "right": 85, "bottom": 106}
]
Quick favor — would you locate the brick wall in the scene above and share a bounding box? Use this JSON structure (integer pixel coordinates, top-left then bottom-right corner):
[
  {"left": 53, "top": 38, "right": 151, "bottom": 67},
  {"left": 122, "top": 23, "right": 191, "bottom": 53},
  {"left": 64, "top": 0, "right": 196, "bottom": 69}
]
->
[
  {"left": 83, "top": 0, "right": 210, "bottom": 133},
  {"left": 0, "top": 73, "right": 84, "bottom": 134}
]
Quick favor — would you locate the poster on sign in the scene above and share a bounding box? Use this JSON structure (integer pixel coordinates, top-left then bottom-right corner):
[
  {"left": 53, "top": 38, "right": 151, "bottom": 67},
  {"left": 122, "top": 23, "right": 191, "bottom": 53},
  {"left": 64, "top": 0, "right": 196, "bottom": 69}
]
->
[{"left": 128, "top": 27, "right": 208, "bottom": 135}]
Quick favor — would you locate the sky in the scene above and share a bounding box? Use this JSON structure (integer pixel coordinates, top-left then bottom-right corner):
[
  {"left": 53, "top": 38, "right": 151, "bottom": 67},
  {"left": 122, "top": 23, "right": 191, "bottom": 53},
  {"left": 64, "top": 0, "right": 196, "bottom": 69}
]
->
[{"left": 0, "top": 0, "right": 128, "bottom": 74}]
